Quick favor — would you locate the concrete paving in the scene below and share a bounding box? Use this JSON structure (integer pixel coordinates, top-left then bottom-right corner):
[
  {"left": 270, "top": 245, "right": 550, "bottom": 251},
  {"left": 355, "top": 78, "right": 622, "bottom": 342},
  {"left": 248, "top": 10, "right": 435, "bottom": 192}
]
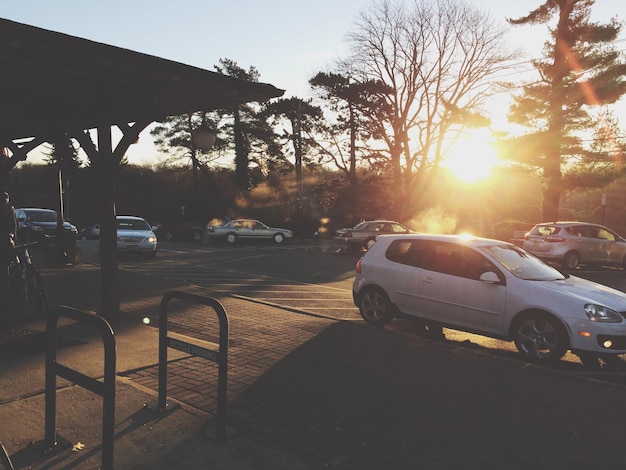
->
[{"left": 2, "top": 259, "right": 626, "bottom": 469}]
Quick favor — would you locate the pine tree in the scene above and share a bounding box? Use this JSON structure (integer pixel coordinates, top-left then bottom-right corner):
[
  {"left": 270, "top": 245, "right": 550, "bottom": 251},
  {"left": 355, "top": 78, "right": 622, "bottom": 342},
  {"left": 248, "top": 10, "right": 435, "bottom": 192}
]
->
[{"left": 508, "top": 0, "right": 626, "bottom": 221}]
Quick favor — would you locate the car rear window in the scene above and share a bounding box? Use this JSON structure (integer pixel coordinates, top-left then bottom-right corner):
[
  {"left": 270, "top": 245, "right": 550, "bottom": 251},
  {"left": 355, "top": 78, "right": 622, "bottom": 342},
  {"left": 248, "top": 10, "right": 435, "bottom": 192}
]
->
[{"left": 531, "top": 225, "right": 561, "bottom": 236}]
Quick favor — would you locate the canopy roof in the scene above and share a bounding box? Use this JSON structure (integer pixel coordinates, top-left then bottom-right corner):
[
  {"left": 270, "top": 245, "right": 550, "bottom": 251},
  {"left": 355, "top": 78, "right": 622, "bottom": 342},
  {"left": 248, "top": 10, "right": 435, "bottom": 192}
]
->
[{"left": 0, "top": 18, "right": 285, "bottom": 142}]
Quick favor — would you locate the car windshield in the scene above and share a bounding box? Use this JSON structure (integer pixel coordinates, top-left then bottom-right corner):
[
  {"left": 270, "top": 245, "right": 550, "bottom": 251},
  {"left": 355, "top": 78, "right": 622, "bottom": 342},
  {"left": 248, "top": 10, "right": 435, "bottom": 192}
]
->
[
  {"left": 479, "top": 244, "right": 566, "bottom": 281},
  {"left": 28, "top": 210, "right": 57, "bottom": 222},
  {"left": 117, "top": 219, "right": 151, "bottom": 231}
]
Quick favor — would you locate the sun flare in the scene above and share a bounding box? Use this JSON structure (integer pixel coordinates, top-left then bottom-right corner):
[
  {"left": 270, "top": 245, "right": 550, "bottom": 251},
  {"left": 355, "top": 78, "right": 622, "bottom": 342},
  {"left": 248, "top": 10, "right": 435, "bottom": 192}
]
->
[{"left": 442, "top": 129, "right": 499, "bottom": 183}]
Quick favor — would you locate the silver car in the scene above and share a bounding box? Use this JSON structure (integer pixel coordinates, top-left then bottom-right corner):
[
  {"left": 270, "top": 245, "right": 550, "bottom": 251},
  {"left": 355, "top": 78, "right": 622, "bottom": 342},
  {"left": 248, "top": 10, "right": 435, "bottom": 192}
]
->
[
  {"left": 206, "top": 219, "right": 293, "bottom": 244},
  {"left": 116, "top": 216, "right": 158, "bottom": 256},
  {"left": 334, "top": 220, "right": 413, "bottom": 250},
  {"left": 353, "top": 233, "right": 626, "bottom": 364},
  {"left": 523, "top": 222, "right": 626, "bottom": 270}
]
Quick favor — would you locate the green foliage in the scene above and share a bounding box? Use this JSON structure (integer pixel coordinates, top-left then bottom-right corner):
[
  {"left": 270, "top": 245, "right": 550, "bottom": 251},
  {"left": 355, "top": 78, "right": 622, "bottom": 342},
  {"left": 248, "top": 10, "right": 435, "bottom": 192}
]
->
[{"left": 507, "top": 0, "right": 626, "bottom": 220}]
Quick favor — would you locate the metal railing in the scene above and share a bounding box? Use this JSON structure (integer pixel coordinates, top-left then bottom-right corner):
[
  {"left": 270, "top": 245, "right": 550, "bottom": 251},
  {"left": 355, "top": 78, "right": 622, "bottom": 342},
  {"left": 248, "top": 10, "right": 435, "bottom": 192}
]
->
[
  {"left": 43, "top": 305, "right": 116, "bottom": 470},
  {"left": 148, "top": 290, "right": 233, "bottom": 441}
]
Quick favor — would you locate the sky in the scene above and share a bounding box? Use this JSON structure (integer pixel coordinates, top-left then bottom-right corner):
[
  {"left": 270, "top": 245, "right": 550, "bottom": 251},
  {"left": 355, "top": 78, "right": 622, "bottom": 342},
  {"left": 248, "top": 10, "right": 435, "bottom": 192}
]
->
[{"left": 2, "top": 0, "right": 625, "bottom": 164}]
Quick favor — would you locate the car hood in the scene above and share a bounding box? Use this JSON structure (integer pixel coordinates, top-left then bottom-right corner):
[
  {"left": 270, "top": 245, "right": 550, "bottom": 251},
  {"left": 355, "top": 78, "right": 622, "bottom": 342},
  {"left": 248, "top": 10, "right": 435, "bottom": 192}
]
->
[
  {"left": 30, "top": 220, "right": 75, "bottom": 231},
  {"left": 538, "top": 275, "right": 626, "bottom": 311}
]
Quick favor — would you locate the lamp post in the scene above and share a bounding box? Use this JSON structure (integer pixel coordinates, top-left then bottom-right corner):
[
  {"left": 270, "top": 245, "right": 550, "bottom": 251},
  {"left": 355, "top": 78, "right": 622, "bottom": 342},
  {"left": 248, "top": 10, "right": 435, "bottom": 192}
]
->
[{"left": 55, "top": 168, "right": 67, "bottom": 265}]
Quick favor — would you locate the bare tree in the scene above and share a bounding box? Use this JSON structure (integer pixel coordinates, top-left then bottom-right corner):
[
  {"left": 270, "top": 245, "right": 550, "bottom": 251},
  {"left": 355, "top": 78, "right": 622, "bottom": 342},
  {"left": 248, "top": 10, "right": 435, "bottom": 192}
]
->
[{"left": 345, "top": 0, "right": 517, "bottom": 217}]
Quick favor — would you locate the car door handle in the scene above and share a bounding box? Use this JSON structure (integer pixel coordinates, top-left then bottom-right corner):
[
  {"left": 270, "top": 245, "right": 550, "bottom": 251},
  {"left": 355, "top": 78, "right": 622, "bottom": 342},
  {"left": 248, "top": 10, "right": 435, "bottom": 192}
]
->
[{"left": 422, "top": 277, "right": 433, "bottom": 284}]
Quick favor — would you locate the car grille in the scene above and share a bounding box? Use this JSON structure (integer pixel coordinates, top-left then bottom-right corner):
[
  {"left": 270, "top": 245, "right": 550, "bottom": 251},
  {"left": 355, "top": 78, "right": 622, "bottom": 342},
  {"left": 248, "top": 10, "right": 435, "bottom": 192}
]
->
[{"left": 120, "top": 236, "right": 144, "bottom": 242}]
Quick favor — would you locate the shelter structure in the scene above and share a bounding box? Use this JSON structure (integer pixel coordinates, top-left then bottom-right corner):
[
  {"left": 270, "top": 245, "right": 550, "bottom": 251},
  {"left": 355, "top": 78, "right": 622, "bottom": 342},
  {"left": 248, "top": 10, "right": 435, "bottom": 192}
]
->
[{"left": 0, "top": 18, "right": 285, "bottom": 317}]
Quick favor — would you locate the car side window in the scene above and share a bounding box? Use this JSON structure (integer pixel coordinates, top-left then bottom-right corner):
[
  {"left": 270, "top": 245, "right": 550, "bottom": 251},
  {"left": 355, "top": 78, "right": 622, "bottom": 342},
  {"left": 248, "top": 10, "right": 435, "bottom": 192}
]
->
[
  {"left": 385, "top": 240, "right": 422, "bottom": 267},
  {"left": 566, "top": 226, "right": 587, "bottom": 237},
  {"left": 597, "top": 228, "right": 616, "bottom": 241},
  {"left": 420, "top": 241, "right": 497, "bottom": 281}
]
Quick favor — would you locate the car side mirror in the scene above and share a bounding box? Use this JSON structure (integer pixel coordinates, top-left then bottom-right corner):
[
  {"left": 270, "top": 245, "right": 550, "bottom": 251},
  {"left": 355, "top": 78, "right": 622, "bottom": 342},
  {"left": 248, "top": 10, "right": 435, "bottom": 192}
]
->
[{"left": 479, "top": 272, "right": 501, "bottom": 284}]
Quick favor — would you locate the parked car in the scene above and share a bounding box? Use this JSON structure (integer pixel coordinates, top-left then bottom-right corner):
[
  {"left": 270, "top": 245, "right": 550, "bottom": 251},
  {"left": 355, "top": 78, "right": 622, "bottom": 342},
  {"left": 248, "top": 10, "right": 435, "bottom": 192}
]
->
[
  {"left": 15, "top": 208, "right": 78, "bottom": 245},
  {"left": 334, "top": 220, "right": 413, "bottom": 250},
  {"left": 206, "top": 219, "right": 293, "bottom": 244},
  {"left": 353, "top": 233, "right": 626, "bottom": 364},
  {"left": 116, "top": 216, "right": 157, "bottom": 256},
  {"left": 523, "top": 222, "right": 626, "bottom": 270},
  {"left": 78, "top": 224, "right": 100, "bottom": 240},
  {"left": 154, "top": 221, "right": 205, "bottom": 242}
]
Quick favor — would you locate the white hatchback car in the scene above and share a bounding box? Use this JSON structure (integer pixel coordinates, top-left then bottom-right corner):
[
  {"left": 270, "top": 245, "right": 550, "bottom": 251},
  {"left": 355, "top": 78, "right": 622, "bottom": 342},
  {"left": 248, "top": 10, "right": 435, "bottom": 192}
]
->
[
  {"left": 353, "top": 233, "right": 626, "bottom": 364},
  {"left": 116, "top": 216, "right": 157, "bottom": 256}
]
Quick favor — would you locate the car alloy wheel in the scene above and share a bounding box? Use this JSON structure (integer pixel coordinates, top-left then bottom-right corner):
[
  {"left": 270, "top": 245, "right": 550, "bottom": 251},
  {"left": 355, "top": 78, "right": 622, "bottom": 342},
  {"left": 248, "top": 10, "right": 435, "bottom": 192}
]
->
[
  {"left": 358, "top": 286, "right": 394, "bottom": 326},
  {"left": 273, "top": 233, "right": 285, "bottom": 244},
  {"left": 226, "top": 233, "right": 237, "bottom": 244},
  {"left": 513, "top": 313, "right": 568, "bottom": 363},
  {"left": 562, "top": 251, "right": 580, "bottom": 270}
]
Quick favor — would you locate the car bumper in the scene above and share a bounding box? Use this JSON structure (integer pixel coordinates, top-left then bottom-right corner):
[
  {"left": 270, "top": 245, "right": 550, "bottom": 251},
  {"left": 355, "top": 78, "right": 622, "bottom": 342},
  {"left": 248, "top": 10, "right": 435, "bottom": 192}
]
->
[
  {"left": 117, "top": 242, "right": 157, "bottom": 252},
  {"left": 569, "top": 319, "right": 626, "bottom": 354},
  {"left": 333, "top": 237, "right": 362, "bottom": 247}
]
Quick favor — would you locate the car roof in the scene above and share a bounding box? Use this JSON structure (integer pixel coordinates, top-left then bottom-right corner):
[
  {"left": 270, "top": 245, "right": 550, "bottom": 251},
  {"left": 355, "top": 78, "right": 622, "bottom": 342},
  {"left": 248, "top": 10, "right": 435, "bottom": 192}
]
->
[
  {"left": 374, "top": 233, "right": 512, "bottom": 247},
  {"left": 17, "top": 207, "right": 56, "bottom": 212},
  {"left": 535, "top": 221, "right": 597, "bottom": 227},
  {"left": 361, "top": 220, "right": 403, "bottom": 224},
  {"left": 116, "top": 215, "right": 146, "bottom": 220},
  {"left": 533, "top": 221, "right": 612, "bottom": 230}
]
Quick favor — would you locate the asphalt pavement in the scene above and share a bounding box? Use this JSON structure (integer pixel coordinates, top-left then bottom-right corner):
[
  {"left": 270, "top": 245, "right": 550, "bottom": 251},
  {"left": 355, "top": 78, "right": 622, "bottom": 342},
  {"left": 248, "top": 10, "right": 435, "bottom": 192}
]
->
[{"left": 2, "top": 246, "right": 626, "bottom": 469}]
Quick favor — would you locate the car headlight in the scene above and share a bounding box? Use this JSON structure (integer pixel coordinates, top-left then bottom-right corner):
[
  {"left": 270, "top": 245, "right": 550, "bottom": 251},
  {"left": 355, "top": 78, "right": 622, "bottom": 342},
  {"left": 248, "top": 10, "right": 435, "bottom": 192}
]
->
[
  {"left": 147, "top": 236, "right": 157, "bottom": 243},
  {"left": 584, "top": 304, "right": 623, "bottom": 323}
]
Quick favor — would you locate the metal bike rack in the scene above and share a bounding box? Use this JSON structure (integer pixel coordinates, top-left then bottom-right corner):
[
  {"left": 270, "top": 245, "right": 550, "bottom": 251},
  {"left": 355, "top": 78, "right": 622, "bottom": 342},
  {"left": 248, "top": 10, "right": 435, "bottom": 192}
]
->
[
  {"left": 0, "top": 441, "right": 14, "bottom": 470},
  {"left": 147, "top": 290, "right": 233, "bottom": 441},
  {"left": 41, "top": 305, "right": 116, "bottom": 470}
]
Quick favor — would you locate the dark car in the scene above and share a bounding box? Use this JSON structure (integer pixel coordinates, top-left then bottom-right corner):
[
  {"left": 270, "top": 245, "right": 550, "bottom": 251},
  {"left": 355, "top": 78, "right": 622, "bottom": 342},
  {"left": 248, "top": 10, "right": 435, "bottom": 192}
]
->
[
  {"left": 334, "top": 219, "right": 414, "bottom": 250},
  {"left": 155, "top": 221, "right": 205, "bottom": 242},
  {"left": 78, "top": 224, "right": 101, "bottom": 240},
  {"left": 15, "top": 208, "right": 78, "bottom": 245}
]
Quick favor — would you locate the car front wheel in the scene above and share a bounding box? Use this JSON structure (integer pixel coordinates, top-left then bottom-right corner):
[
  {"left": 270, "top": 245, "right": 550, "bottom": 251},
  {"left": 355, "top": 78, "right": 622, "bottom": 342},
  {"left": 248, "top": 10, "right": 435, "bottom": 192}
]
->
[
  {"left": 358, "top": 286, "right": 394, "bottom": 326},
  {"left": 513, "top": 313, "right": 568, "bottom": 364},
  {"left": 225, "top": 233, "right": 237, "bottom": 244},
  {"left": 273, "top": 233, "right": 285, "bottom": 244}
]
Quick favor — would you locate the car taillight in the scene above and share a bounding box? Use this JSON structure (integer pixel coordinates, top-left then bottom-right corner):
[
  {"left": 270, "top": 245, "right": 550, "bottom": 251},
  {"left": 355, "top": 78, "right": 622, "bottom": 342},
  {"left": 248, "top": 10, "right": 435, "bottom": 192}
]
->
[
  {"left": 356, "top": 257, "right": 363, "bottom": 273},
  {"left": 545, "top": 236, "right": 566, "bottom": 243}
]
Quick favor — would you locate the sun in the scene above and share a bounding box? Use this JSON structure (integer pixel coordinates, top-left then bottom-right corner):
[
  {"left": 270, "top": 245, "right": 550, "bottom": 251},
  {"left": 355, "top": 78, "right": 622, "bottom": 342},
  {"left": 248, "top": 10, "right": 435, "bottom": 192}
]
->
[{"left": 442, "top": 129, "right": 499, "bottom": 184}]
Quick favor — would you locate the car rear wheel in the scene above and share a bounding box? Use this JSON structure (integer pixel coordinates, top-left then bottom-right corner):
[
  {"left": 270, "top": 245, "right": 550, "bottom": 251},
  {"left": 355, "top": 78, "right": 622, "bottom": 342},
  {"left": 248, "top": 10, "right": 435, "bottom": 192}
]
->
[
  {"left": 163, "top": 230, "right": 175, "bottom": 241},
  {"left": 190, "top": 229, "right": 203, "bottom": 242},
  {"left": 273, "top": 233, "right": 285, "bottom": 244},
  {"left": 358, "top": 286, "right": 394, "bottom": 326},
  {"left": 225, "top": 233, "right": 237, "bottom": 244},
  {"left": 562, "top": 251, "right": 580, "bottom": 270},
  {"left": 364, "top": 238, "right": 376, "bottom": 250},
  {"left": 513, "top": 313, "right": 568, "bottom": 364}
]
